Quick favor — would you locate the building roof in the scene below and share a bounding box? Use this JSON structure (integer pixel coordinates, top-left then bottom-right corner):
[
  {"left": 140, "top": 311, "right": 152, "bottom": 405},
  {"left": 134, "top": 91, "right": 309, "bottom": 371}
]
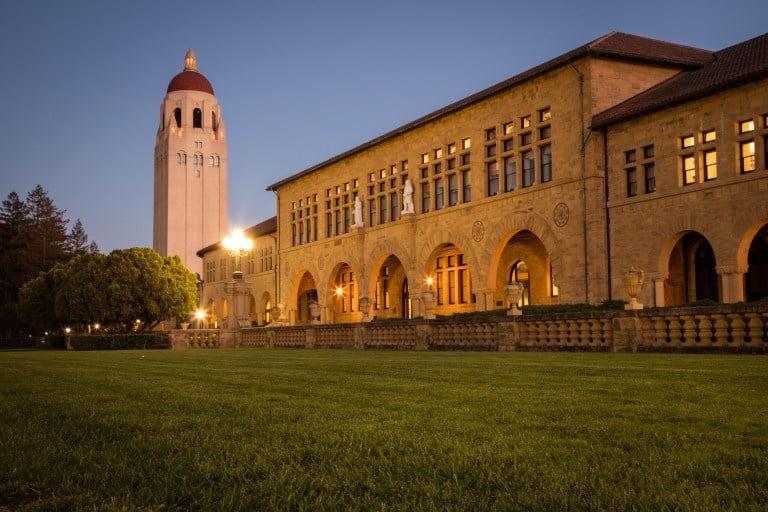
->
[
  {"left": 266, "top": 32, "right": 713, "bottom": 191},
  {"left": 196, "top": 216, "right": 277, "bottom": 258},
  {"left": 592, "top": 33, "right": 768, "bottom": 127},
  {"left": 167, "top": 48, "right": 215, "bottom": 95}
]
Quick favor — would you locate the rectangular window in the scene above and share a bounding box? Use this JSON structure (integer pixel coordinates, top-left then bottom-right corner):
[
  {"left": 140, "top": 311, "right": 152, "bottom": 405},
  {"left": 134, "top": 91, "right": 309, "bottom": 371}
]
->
[
  {"left": 703, "top": 130, "right": 716, "bottom": 143},
  {"left": 504, "top": 155, "right": 516, "bottom": 192},
  {"left": 447, "top": 157, "right": 455, "bottom": 170},
  {"left": 740, "top": 119, "right": 755, "bottom": 134},
  {"left": 448, "top": 174, "right": 458, "bottom": 206},
  {"left": 421, "top": 183, "right": 430, "bottom": 213},
  {"left": 683, "top": 155, "right": 696, "bottom": 184},
  {"left": 433, "top": 162, "right": 442, "bottom": 175},
  {"left": 644, "top": 163, "right": 656, "bottom": 193},
  {"left": 368, "top": 199, "right": 376, "bottom": 226},
  {"left": 643, "top": 145, "right": 654, "bottom": 159},
  {"left": 741, "top": 141, "right": 756, "bottom": 172},
  {"left": 539, "top": 108, "right": 551, "bottom": 122},
  {"left": 486, "top": 161, "right": 499, "bottom": 196},
  {"left": 485, "top": 144, "right": 496, "bottom": 158},
  {"left": 486, "top": 128, "right": 496, "bottom": 141},
  {"left": 539, "top": 126, "right": 552, "bottom": 139},
  {"left": 379, "top": 195, "right": 387, "bottom": 224},
  {"left": 462, "top": 170, "right": 471, "bottom": 202},
  {"left": 625, "top": 150, "right": 636, "bottom": 164},
  {"left": 462, "top": 137, "right": 471, "bottom": 149},
  {"left": 390, "top": 192, "right": 399, "bottom": 222},
  {"left": 682, "top": 135, "right": 695, "bottom": 148},
  {"left": 503, "top": 139, "right": 514, "bottom": 152},
  {"left": 435, "top": 178, "right": 444, "bottom": 210},
  {"left": 540, "top": 144, "right": 552, "bottom": 183},
  {"left": 461, "top": 153, "right": 470, "bottom": 166},
  {"left": 503, "top": 122, "right": 514, "bottom": 135},
  {"left": 522, "top": 151, "right": 535, "bottom": 187},
  {"left": 343, "top": 207, "right": 350, "bottom": 233},
  {"left": 626, "top": 167, "right": 637, "bottom": 197},
  {"left": 448, "top": 270, "right": 456, "bottom": 304},
  {"left": 436, "top": 272, "right": 443, "bottom": 305},
  {"left": 448, "top": 143, "right": 456, "bottom": 154},
  {"left": 521, "top": 115, "right": 531, "bottom": 129},
  {"left": 335, "top": 210, "right": 341, "bottom": 235},
  {"left": 520, "top": 132, "right": 532, "bottom": 146},
  {"left": 326, "top": 212, "right": 332, "bottom": 237},
  {"left": 704, "top": 149, "right": 717, "bottom": 180}
]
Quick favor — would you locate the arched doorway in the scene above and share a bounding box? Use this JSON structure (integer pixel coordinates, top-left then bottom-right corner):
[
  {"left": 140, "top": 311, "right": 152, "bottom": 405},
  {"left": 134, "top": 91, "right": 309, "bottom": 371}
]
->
[
  {"left": 666, "top": 232, "right": 718, "bottom": 305},
  {"left": 331, "top": 263, "right": 358, "bottom": 323},
  {"left": 746, "top": 224, "right": 768, "bottom": 301},
  {"left": 495, "top": 230, "right": 557, "bottom": 309},
  {"left": 372, "top": 255, "right": 409, "bottom": 320},
  {"left": 295, "top": 271, "right": 318, "bottom": 325}
]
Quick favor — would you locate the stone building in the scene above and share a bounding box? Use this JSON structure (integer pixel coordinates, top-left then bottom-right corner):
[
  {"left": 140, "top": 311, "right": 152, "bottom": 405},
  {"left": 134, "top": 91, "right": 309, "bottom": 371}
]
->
[
  {"left": 154, "top": 49, "right": 228, "bottom": 278},
  {"left": 196, "top": 32, "right": 768, "bottom": 327}
]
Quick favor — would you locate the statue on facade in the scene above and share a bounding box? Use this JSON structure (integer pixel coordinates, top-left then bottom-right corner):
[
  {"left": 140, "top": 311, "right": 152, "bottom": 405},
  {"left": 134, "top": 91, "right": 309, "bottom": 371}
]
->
[
  {"left": 402, "top": 179, "right": 414, "bottom": 214},
  {"left": 352, "top": 196, "right": 364, "bottom": 228}
]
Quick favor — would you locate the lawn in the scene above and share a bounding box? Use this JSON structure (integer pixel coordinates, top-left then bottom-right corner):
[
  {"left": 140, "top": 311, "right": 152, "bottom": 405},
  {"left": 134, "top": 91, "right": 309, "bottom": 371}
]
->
[{"left": 0, "top": 349, "right": 766, "bottom": 511}]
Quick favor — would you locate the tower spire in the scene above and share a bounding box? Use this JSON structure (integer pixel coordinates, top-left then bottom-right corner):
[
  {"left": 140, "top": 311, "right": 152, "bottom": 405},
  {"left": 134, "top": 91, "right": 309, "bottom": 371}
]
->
[{"left": 184, "top": 48, "right": 198, "bottom": 72}]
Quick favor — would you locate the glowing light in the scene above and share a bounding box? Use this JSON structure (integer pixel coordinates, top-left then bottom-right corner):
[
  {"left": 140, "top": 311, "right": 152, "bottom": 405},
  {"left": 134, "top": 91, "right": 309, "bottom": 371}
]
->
[
  {"left": 195, "top": 309, "right": 206, "bottom": 320},
  {"left": 335, "top": 287, "right": 344, "bottom": 297}
]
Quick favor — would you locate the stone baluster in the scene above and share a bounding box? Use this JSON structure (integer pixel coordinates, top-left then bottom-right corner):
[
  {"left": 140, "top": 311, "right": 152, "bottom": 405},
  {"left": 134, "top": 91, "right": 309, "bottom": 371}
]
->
[
  {"left": 695, "top": 314, "right": 714, "bottom": 345},
  {"left": 650, "top": 316, "right": 667, "bottom": 346},
  {"left": 640, "top": 317, "right": 654, "bottom": 349},
  {"left": 558, "top": 320, "right": 570, "bottom": 347},
  {"left": 536, "top": 320, "right": 547, "bottom": 347},
  {"left": 680, "top": 315, "right": 697, "bottom": 347},
  {"left": 710, "top": 314, "right": 729, "bottom": 346},
  {"left": 600, "top": 318, "right": 612, "bottom": 346},
  {"left": 728, "top": 314, "right": 746, "bottom": 347},
  {"left": 744, "top": 313, "right": 762, "bottom": 345},
  {"left": 666, "top": 316, "right": 682, "bottom": 347},
  {"left": 577, "top": 319, "right": 589, "bottom": 346}
]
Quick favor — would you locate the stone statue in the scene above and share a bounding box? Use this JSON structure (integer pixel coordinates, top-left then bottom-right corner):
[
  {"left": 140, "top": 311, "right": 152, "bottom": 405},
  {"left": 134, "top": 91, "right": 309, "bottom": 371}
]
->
[
  {"left": 352, "top": 196, "right": 364, "bottom": 227},
  {"left": 402, "top": 178, "right": 414, "bottom": 214}
]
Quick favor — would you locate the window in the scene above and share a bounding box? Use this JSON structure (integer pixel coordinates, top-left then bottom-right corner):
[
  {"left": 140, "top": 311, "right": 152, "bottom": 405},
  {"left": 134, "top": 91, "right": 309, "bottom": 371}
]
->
[
  {"left": 421, "top": 183, "right": 430, "bottom": 213},
  {"left": 173, "top": 108, "right": 181, "bottom": 128},
  {"left": 378, "top": 195, "right": 387, "bottom": 224},
  {"left": 448, "top": 174, "right": 458, "bottom": 206},
  {"left": 625, "top": 150, "right": 636, "bottom": 164},
  {"left": 522, "top": 151, "right": 535, "bottom": 187},
  {"left": 540, "top": 144, "right": 552, "bottom": 183},
  {"left": 503, "top": 139, "right": 514, "bottom": 152},
  {"left": 421, "top": 153, "right": 429, "bottom": 164},
  {"left": 539, "top": 108, "right": 551, "bottom": 122},
  {"left": 462, "top": 170, "right": 471, "bottom": 203},
  {"left": 193, "top": 108, "right": 202, "bottom": 128},
  {"left": 740, "top": 119, "right": 755, "bottom": 134},
  {"left": 448, "top": 143, "right": 456, "bottom": 154},
  {"left": 741, "top": 141, "right": 756, "bottom": 172},
  {"left": 462, "top": 137, "right": 471, "bottom": 149},
  {"left": 682, "top": 135, "right": 695, "bottom": 148},
  {"left": 521, "top": 115, "right": 531, "bottom": 129},
  {"left": 434, "top": 179, "right": 444, "bottom": 210},
  {"left": 390, "top": 192, "right": 399, "bottom": 222},
  {"left": 177, "top": 152, "right": 186, "bottom": 164},
  {"left": 433, "top": 162, "right": 442, "bottom": 175},
  {"left": 704, "top": 150, "right": 717, "bottom": 180},
  {"left": 520, "top": 132, "right": 532, "bottom": 146},
  {"left": 485, "top": 145, "right": 496, "bottom": 158},
  {"left": 504, "top": 155, "right": 516, "bottom": 192},
  {"left": 503, "top": 122, "right": 513, "bottom": 135},
  {"left": 461, "top": 153, "right": 470, "bottom": 166},
  {"left": 626, "top": 167, "right": 637, "bottom": 197},
  {"left": 486, "top": 128, "right": 496, "bottom": 141},
  {"left": 539, "top": 126, "right": 552, "bottom": 139},
  {"left": 703, "top": 130, "right": 716, "bottom": 143},
  {"left": 643, "top": 145, "right": 654, "bottom": 159},
  {"left": 683, "top": 155, "right": 696, "bottom": 184},
  {"left": 644, "top": 163, "right": 656, "bottom": 193},
  {"left": 486, "top": 161, "right": 499, "bottom": 196}
]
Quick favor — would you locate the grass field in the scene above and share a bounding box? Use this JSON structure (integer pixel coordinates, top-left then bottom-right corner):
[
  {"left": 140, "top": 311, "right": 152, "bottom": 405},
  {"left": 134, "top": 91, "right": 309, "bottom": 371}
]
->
[{"left": 0, "top": 349, "right": 766, "bottom": 511}]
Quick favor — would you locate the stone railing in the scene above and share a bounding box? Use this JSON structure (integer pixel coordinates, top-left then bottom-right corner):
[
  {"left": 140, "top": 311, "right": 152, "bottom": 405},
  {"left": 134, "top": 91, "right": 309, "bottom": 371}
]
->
[
  {"left": 173, "top": 303, "right": 767, "bottom": 353},
  {"left": 169, "top": 329, "right": 221, "bottom": 349}
]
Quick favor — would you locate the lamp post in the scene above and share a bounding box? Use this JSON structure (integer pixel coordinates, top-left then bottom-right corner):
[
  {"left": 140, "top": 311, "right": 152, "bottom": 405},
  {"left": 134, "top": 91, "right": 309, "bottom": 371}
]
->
[{"left": 222, "top": 229, "right": 254, "bottom": 329}]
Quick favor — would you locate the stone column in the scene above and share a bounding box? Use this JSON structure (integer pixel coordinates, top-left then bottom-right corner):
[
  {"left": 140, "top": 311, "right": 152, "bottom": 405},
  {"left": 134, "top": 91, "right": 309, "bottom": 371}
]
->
[
  {"left": 224, "top": 278, "right": 251, "bottom": 329},
  {"left": 716, "top": 265, "right": 746, "bottom": 304}
]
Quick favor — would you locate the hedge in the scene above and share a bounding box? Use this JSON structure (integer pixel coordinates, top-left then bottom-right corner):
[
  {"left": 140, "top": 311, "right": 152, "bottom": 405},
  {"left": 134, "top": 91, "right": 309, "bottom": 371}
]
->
[{"left": 69, "top": 333, "right": 170, "bottom": 351}]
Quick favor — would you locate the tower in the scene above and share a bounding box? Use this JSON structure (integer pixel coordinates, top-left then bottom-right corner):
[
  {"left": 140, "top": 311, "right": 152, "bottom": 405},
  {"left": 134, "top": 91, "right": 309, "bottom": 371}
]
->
[{"left": 153, "top": 49, "right": 228, "bottom": 277}]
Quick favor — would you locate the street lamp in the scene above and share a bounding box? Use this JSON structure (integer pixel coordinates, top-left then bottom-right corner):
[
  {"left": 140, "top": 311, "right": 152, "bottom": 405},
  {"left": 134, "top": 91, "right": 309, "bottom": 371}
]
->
[
  {"left": 222, "top": 229, "right": 254, "bottom": 280},
  {"left": 222, "top": 229, "right": 254, "bottom": 330},
  {"left": 195, "top": 309, "right": 206, "bottom": 329}
]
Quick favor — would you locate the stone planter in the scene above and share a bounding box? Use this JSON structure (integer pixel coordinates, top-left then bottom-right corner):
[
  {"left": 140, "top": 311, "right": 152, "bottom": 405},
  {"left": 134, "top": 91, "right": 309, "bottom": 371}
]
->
[
  {"left": 623, "top": 268, "right": 645, "bottom": 310},
  {"left": 504, "top": 282, "right": 524, "bottom": 316},
  {"left": 359, "top": 297, "right": 372, "bottom": 322}
]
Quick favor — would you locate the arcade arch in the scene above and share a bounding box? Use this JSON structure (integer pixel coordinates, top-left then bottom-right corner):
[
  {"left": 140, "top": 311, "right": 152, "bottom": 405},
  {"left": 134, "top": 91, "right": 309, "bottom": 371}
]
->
[{"left": 493, "top": 230, "right": 558, "bottom": 309}]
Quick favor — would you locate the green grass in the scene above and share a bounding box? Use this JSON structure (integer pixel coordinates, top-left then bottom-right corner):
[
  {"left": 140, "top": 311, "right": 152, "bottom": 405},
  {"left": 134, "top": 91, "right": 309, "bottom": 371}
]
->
[{"left": 0, "top": 350, "right": 766, "bottom": 511}]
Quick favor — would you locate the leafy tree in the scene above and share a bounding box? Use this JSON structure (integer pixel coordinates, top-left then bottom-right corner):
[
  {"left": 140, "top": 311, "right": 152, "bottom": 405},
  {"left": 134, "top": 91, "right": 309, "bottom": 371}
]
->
[{"left": 18, "top": 248, "right": 198, "bottom": 334}]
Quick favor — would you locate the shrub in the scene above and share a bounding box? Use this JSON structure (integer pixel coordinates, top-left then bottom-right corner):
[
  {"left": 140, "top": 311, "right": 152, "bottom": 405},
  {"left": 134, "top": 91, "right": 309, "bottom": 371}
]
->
[{"left": 69, "top": 333, "right": 170, "bottom": 351}]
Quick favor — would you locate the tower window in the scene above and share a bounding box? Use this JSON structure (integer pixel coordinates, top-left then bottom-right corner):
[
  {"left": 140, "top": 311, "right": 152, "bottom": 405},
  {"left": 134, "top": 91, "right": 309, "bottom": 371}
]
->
[
  {"left": 193, "top": 108, "right": 202, "bottom": 128},
  {"left": 174, "top": 108, "right": 181, "bottom": 128}
]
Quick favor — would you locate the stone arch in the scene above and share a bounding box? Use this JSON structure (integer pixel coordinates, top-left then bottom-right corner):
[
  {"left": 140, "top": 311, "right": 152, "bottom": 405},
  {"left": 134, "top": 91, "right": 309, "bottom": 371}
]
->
[
  {"left": 657, "top": 230, "right": 718, "bottom": 305},
  {"left": 326, "top": 261, "right": 361, "bottom": 323},
  {"left": 741, "top": 220, "right": 768, "bottom": 301},
  {"left": 368, "top": 253, "right": 410, "bottom": 320},
  {"left": 421, "top": 242, "right": 476, "bottom": 316},
  {"left": 289, "top": 270, "right": 318, "bottom": 325},
  {"left": 481, "top": 212, "right": 561, "bottom": 294},
  {"left": 260, "top": 291, "right": 273, "bottom": 325}
]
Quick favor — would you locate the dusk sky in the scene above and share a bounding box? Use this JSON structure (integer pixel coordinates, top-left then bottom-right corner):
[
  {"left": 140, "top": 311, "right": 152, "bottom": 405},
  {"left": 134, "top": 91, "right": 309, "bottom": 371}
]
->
[{"left": 1, "top": 0, "right": 766, "bottom": 253}]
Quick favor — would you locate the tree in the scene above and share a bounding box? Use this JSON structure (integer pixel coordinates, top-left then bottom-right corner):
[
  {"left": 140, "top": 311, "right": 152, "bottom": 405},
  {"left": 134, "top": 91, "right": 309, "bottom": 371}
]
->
[
  {"left": 67, "top": 219, "right": 90, "bottom": 255},
  {"left": 25, "top": 185, "right": 70, "bottom": 271},
  {"left": 18, "top": 248, "right": 198, "bottom": 334}
]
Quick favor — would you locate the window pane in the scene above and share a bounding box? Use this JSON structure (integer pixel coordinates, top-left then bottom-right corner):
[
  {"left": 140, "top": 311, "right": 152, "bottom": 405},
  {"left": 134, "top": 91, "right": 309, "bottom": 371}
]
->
[
  {"left": 486, "top": 161, "right": 499, "bottom": 196},
  {"left": 522, "top": 151, "right": 535, "bottom": 187},
  {"left": 626, "top": 167, "right": 637, "bottom": 197},
  {"left": 540, "top": 144, "right": 552, "bottom": 183},
  {"left": 741, "top": 141, "right": 756, "bottom": 172},
  {"left": 504, "top": 156, "right": 516, "bottom": 192},
  {"left": 644, "top": 163, "right": 656, "bottom": 193},
  {"left": 683, "top": 155, "right": 696, "bottom": 184},
  {"left": 704, "top": 150, "right": 717, "bottom": 180}
]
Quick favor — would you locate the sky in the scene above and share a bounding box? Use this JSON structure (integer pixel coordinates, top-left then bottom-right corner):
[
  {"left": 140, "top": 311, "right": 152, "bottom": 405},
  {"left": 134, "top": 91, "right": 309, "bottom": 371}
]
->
[{"left": 1, "top": 0, "right": 766, "bottom": 253}]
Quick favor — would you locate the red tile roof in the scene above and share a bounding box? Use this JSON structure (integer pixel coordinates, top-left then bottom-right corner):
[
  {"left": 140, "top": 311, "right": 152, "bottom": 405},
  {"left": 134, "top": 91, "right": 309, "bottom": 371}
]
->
[
  {"left": 167, "top": 70, "right": 214, "bottom": 95},
  {"left": 267, "top": 32, "right": 714, "bottom": 190},
  {"left": 592, "top": 33, "right": 768, "bottom": 127}
]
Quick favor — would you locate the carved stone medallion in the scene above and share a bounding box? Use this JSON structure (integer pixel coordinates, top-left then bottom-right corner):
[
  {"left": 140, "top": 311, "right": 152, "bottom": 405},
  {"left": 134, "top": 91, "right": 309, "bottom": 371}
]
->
[
  {"left": 553, "top": 202, "right": 569, "bottom": 227},
  {"left": 472, "top": 221, "right": 485, "bottom": 242}
]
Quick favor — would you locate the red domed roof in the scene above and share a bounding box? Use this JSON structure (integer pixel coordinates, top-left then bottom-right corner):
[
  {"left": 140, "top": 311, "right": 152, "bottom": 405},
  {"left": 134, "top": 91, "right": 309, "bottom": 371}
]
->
[
  {"left": 167, "top": 71, "right": 214, "bottom": 94},
  {"left": 166, "top": 49, "right": 214, "bottom": 95}
]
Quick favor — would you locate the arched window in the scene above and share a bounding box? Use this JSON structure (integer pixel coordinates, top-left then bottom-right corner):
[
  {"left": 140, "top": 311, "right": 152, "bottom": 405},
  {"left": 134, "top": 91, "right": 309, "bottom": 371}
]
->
[
  {"left": 211, "top": 112, "right": 218, "bottom": 131},
  {"left": 193, "top": 108, "right": 202, "bottom": 128},
  {"left": 177, "top": 152, "right": 186, "bottom": 164},
  {"left": 173, "top": 108, "right": 181, "bottom": 128},
  {"left": 194, "top": 153, "right": 203, "bottom": 166},
  {"left": 214, "top": 155, "right": 220, "bottom": 167},
  {"left": 209, "top": 155, "right": 214, "bottom": 167}
]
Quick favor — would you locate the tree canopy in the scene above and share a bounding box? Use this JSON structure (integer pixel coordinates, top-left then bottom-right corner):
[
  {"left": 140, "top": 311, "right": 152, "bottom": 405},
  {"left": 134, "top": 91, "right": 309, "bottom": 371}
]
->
[
  {"left": 19, "top": 248, "right": 197, "bottom": 334},
  {"left": 0, "top": 186, "right": 98, "bottom": 335}
]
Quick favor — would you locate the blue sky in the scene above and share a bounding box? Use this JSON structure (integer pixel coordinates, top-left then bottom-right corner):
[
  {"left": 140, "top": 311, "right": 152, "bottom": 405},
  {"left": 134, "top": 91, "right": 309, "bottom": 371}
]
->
[{"left": 1, "top": 0, "right": 765, "bottom": 253}]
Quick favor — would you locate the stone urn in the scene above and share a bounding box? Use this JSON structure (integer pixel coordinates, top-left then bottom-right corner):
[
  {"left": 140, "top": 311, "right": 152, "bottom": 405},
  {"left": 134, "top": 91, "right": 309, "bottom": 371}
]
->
[
  {"left": 180, "top": 322, "right": 190, "bottom": 330},
  {"left": 359, "top": 296, "right": 372, "bottom": 322},
  {"left": 308, "top": 302, "right": 321, "bottom": 324},
  {"left": 623, "top": 268, "right": 645, "bottom": 310},
  {"left": 504, "top": 282, "right": 524, "bottom": 316}
]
